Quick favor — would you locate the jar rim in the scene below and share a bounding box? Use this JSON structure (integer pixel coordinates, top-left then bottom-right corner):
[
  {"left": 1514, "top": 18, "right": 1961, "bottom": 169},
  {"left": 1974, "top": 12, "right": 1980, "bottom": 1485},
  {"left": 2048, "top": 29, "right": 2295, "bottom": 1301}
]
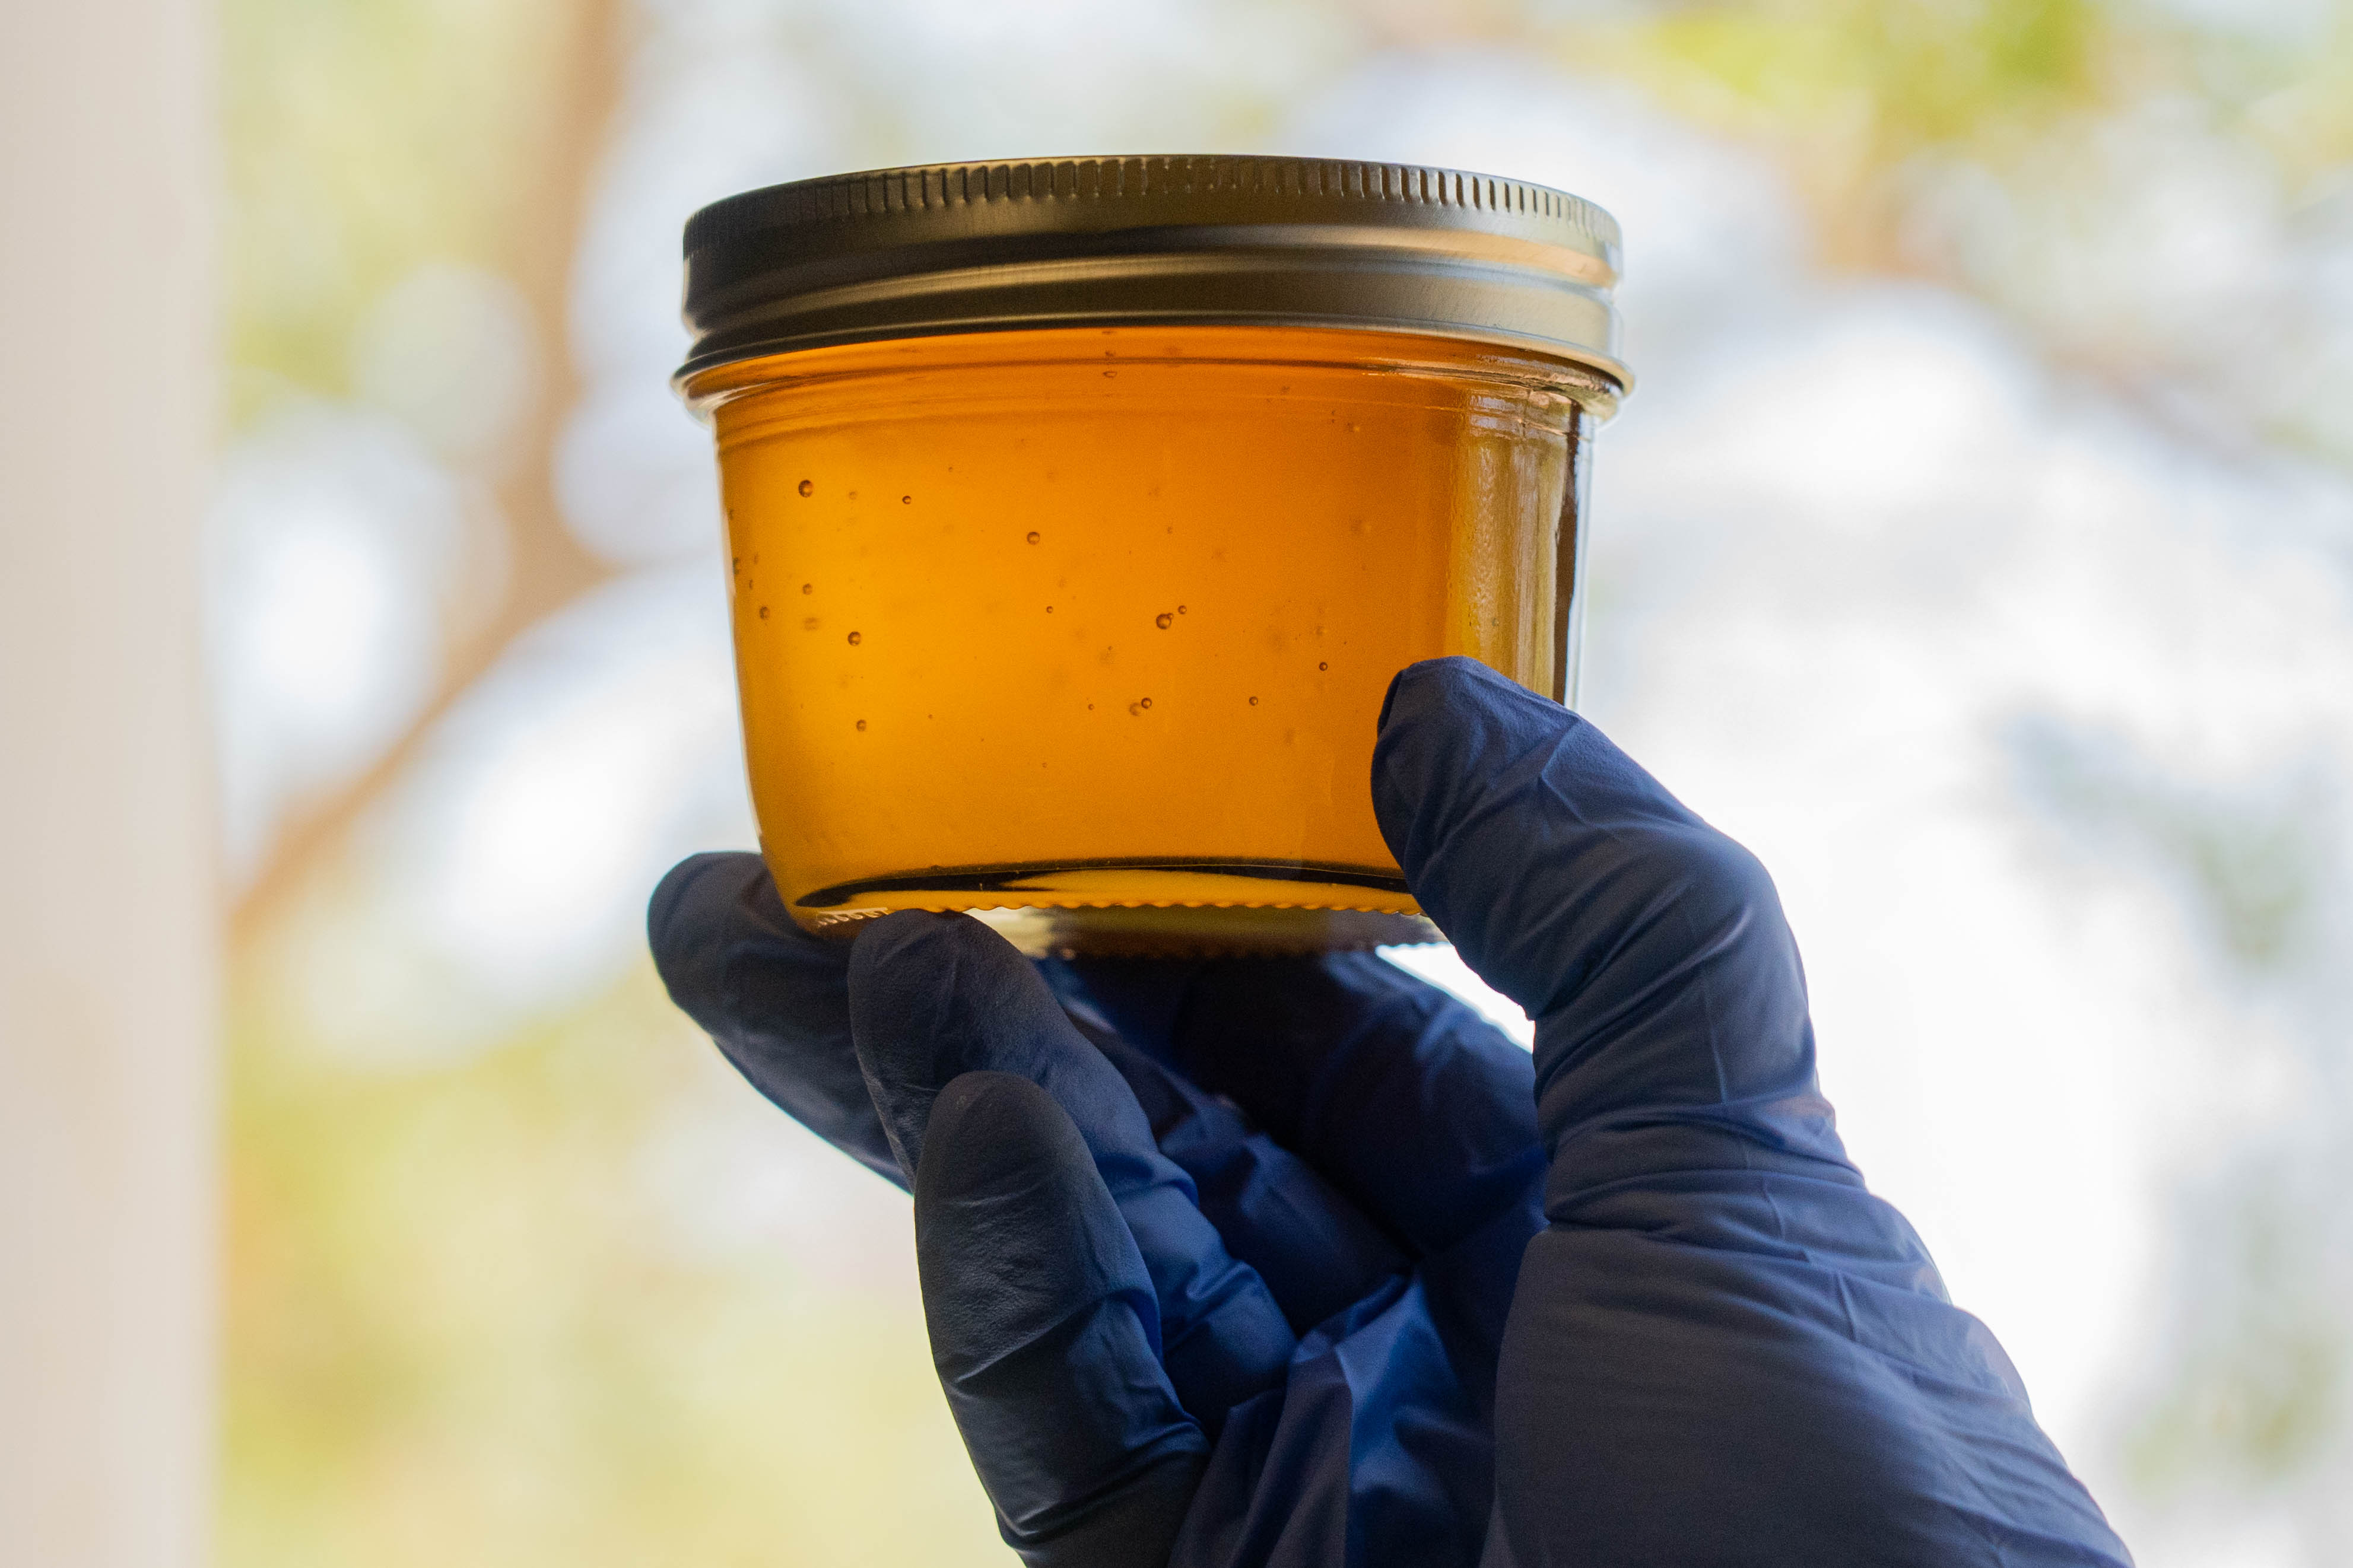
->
[{"left": 679, "top": 322, "right": 1624, "bottom": 427}]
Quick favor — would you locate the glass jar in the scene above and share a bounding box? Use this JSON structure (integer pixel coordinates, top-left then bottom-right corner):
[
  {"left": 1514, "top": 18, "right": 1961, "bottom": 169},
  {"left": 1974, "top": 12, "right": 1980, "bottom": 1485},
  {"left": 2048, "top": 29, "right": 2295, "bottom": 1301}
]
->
[{"left": 678, "top": 158, "right": 1626, "bottom": 955}]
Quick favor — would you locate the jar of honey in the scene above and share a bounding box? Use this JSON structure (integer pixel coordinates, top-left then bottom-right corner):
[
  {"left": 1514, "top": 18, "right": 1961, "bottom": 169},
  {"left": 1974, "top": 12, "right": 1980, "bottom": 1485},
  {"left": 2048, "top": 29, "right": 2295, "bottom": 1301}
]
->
[{"left": 679, "top": 157, "right": 1625, "bottom": 956}]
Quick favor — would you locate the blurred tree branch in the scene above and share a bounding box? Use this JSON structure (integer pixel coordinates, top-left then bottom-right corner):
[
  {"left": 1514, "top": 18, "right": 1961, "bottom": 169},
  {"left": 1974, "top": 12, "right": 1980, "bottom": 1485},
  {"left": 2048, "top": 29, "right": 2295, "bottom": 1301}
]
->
[{"left": 230, "top": 0, "right": 627, "bottom": 944}]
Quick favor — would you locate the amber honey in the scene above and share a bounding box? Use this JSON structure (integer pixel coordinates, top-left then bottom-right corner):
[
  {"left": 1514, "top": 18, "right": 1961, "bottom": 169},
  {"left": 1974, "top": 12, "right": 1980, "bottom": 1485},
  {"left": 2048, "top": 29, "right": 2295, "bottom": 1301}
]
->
[{"left": 685, "top": 325, "right": 1606, "bottom": 955}]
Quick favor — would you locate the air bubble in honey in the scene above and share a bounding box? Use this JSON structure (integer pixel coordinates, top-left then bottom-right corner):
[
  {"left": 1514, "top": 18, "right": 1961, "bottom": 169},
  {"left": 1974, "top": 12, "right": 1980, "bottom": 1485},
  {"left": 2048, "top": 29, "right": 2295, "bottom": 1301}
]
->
[
  {"left": 798, "top": 479, "right": 813, "bottom": 497},
  {"left": 1155, "top": 613, "right": 1173, "bottom": 629},
  {"left": 847, "top": 631, "right": 862, "bottom": 645}
]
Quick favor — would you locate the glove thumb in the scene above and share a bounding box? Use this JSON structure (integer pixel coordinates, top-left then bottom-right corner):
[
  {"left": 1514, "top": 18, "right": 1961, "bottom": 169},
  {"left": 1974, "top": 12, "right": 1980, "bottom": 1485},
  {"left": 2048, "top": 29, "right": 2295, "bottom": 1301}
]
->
[{"left": 917, "top": 1071, "right": 1209, "bottom": 1566}]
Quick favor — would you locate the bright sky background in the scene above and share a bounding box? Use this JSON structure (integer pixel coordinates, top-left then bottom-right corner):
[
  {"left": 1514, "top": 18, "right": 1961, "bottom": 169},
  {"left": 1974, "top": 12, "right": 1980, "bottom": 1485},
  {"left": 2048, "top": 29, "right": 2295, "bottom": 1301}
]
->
[{"left": 210, "top": 2, "right": 2353, "bottom": 1561}]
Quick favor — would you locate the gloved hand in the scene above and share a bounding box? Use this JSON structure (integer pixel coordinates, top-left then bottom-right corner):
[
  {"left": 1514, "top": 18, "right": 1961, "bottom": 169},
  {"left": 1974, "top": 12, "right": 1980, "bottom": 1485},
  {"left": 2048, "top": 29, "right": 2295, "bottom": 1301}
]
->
[{"left": 649, "top": 657, "right": 2133, "bottom": 1567}]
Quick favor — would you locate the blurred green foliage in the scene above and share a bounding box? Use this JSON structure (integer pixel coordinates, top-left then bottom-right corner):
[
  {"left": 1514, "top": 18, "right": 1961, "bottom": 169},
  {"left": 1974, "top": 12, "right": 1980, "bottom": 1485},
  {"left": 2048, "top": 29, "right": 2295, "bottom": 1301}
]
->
[
  {"left": 1587, "top": 0, "right": 2350, "bottom": 264},
  {"left": 221, "top": 0, "right": 586, "bottom": 424},
  {"left": 1633, "top": 0, "right": 2100, "bottom": 144},
  {"left": 218, "top": 0, "right": 1021, "bottom": 1554},
  {"left": 222, "top": 960, "right": 998, "bottom": 1566}
]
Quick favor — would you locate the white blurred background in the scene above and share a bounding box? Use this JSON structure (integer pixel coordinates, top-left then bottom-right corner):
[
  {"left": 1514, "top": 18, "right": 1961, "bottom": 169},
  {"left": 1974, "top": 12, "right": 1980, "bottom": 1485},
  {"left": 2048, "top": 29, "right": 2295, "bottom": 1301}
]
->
[{"left": 185, "top": 0, "right": 2353, "bottom": 1562}]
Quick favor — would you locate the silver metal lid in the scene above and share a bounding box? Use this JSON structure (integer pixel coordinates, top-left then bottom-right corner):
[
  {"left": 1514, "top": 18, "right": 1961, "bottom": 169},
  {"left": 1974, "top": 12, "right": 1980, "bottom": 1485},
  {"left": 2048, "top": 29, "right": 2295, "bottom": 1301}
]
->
[{"left": 678, "top": 156, "right": 1626, "bottom": 387}]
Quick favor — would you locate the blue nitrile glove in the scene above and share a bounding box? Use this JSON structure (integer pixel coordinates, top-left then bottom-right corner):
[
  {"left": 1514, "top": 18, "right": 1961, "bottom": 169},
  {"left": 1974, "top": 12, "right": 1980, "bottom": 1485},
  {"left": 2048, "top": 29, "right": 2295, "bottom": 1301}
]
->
[{"left": 648, "top": 656, "right": 2133, "bottom": 1567}]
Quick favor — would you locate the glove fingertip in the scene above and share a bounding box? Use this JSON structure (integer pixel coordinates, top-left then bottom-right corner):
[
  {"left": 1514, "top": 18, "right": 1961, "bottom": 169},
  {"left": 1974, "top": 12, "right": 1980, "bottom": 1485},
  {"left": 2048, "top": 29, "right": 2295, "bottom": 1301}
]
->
[
  {"left": 1371, "top": 658, "right": 1564, "bottom": 876},
  {"left": 919, "top": 1068, "right": 1093, "bottom": 1210},
  {"left": 647, "top": 851, "right": 768, "bottom": 1015},
  {"left": 1374, "top": 653, "right": 1476, "bottom": 737}
]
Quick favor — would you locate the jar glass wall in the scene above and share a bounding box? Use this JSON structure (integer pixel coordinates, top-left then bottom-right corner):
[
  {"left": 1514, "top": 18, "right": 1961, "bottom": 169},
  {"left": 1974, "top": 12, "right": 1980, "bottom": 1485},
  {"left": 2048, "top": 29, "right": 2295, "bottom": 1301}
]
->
[{"left": 687, "top": 324, "right": 1615, "bottom": 955}]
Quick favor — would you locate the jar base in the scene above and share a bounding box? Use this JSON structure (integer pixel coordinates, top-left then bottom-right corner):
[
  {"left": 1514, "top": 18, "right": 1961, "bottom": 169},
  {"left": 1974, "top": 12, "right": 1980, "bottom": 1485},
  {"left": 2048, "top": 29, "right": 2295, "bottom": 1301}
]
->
[
  {"left": 978, "top": 904, "right": 1440, "bottom": 958},
  {"left": 787, "top": 858, "right": 1440, "bottom": 957}
]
